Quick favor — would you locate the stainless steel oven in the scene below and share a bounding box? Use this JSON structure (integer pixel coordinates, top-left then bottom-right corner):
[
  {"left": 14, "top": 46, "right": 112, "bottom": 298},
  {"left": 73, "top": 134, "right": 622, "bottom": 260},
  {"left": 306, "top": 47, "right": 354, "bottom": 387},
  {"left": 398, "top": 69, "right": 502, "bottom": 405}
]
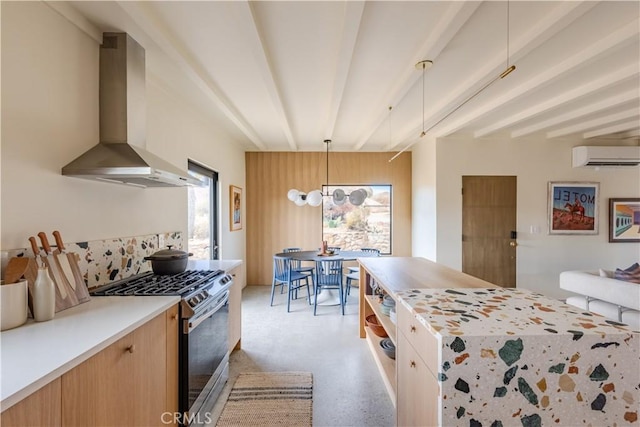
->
[
  {"left": 90, "top": 269, "right": 233, "bottom": 427},
  {"left": 180, "top": 288, "right": 230, "bottom": 425}
]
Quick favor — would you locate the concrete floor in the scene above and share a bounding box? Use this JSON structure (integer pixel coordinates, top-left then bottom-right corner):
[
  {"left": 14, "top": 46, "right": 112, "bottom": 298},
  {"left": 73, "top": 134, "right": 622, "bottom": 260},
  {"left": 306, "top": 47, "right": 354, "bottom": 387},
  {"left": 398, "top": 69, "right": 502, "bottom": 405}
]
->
[{"left": 207, "top": 285, "right": 395, "bottom": 427}]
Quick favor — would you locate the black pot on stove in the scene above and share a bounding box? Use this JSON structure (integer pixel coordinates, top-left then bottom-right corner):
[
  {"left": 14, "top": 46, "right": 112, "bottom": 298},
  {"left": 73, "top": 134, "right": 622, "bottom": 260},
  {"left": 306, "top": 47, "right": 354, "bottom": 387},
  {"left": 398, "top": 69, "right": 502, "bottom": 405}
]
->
[{"left": 144, "top": 245, "right": 193, "bottom": 275}]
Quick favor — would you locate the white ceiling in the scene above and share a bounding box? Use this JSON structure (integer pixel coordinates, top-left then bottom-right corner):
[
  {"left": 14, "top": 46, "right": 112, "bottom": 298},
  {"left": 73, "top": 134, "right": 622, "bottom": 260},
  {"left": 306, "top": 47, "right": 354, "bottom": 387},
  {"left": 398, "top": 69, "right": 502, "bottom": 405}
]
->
[{"left": 58, "top": 1, "right": 640, "bottom": 153}]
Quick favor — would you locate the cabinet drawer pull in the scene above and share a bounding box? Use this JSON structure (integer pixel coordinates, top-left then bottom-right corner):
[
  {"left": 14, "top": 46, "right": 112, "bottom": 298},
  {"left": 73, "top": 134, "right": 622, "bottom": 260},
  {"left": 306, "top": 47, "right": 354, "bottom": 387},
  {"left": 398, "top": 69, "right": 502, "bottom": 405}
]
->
[
  {"left": 410, "top": 325, "right": 416, "bottom": 333},
  {"left": 126, "top": 345, "right": 135, "bottom": 354},
  {"left": 410, "top": 360, "right": 416, "bottom": 368},
  {"left": 171, "top": 314, "right": 178, "bottom": 320}
]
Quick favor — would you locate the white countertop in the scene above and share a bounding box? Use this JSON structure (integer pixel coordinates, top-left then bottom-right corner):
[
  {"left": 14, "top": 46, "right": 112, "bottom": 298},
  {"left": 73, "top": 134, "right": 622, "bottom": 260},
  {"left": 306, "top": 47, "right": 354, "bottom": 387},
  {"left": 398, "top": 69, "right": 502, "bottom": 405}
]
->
[
  {"left": 0, "top": 259, "right": 242, "bottom": 410},
  {"left": 188, "top": 259, "right": 242, "bottom": 272},
  {"left": 0, "top": 295, "right": 179, "bottom": 410}
]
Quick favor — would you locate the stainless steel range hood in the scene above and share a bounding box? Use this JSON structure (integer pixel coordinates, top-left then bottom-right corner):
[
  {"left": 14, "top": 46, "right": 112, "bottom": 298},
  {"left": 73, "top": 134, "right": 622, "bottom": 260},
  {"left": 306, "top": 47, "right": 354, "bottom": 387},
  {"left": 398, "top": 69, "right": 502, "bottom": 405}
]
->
[{"left": 62, "top": 33, "right": 201, "bottom": 188}]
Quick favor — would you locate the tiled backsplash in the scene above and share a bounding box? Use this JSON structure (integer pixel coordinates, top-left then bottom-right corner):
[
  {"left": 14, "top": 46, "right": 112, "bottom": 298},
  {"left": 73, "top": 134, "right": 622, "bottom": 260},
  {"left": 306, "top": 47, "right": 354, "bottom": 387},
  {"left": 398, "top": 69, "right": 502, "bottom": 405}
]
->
[{"left": 1, "top": 232, "right": 182, "bottom": 289}]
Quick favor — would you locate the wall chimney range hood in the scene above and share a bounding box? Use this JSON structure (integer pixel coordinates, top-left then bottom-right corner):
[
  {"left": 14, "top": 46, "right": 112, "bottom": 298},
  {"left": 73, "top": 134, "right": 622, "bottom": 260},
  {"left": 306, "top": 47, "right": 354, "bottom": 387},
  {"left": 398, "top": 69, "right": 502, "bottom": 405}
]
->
[{"left": 62, "top": 33, "right": 201, "bottom": 188}]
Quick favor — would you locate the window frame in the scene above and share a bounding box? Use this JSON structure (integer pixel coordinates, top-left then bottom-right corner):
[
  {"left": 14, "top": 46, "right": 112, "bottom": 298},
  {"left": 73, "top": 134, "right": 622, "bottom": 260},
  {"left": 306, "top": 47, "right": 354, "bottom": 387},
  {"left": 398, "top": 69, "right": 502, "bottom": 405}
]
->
[{"left": 321, "top": 184, "right": 392, "bottom": 255}]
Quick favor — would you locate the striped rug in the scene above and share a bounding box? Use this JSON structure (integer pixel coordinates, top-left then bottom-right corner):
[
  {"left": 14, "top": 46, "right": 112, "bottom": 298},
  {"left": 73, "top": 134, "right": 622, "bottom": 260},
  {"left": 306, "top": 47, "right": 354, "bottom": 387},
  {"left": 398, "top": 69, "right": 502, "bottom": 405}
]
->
[{"left": 215, "top": 372, "right": 313, "bottom": 426}]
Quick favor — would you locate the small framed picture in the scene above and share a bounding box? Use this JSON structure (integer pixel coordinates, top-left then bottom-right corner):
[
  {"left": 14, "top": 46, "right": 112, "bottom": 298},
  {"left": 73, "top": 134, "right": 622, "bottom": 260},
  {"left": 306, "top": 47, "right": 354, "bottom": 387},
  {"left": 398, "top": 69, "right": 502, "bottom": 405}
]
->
[
  {"left": 548, "top": 181, "right": 599, "bottom": 235},
  {"left": 230, "top": 185, "right": 242, "bottom": 231},
  {"left": 609, "top": 198, "right": 640, "bottom": 243}
]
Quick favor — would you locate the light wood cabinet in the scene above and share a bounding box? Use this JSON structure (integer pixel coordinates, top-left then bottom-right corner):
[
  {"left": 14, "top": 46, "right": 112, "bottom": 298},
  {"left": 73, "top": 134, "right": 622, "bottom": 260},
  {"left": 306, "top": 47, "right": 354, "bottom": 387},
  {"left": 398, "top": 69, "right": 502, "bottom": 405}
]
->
[
  {"left": 1, "top": 305, "right": 178, "bottom": 427},
  {"left": 1, "top": 378, "right": 61, "bottom": 427},
  {"left": 228, "top": 265, "right": 244, "bottom": 351},
  {"left": 397, "top": 304, "right": 439, "bottom": 427},
  {"left": 61, "top": 311, "right": 168, "bottom": 426}
]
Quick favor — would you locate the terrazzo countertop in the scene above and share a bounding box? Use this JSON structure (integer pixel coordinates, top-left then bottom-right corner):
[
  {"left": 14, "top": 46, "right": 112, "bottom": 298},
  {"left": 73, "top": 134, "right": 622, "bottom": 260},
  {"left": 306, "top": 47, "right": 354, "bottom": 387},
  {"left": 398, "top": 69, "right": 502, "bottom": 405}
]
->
[
  {"left": 395, "top": 287, "right": 640, "bottom": 426},
  {"left": 0, "top": 295, "right": 179, "bottom": 410}
]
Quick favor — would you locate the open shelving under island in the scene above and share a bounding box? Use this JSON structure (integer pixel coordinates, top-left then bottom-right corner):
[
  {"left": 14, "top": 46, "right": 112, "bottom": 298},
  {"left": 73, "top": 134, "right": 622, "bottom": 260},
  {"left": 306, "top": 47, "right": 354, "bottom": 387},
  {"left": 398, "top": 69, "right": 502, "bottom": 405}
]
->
[{"left": 358, "top": 257, "right": 639, "bottom": 427}]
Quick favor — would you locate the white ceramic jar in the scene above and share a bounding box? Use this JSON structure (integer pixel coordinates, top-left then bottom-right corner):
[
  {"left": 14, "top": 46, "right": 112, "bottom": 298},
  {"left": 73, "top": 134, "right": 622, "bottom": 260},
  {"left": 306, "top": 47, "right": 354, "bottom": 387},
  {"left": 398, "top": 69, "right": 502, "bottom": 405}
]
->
[
  {"left": 0, "top": 280, "right": 28, "bottom": 330},
  {"left": 33, "top": 265, "right": 55, "bottom": 322}
]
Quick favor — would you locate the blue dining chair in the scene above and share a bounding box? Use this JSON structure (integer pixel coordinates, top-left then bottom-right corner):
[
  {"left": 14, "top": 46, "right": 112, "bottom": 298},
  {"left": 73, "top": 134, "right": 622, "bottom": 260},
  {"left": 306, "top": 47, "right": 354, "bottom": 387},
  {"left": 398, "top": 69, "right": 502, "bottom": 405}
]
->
[
  {"left": 313, "top": 259, "right": 345, "bottom": 315},
  {"left": 345, "top": 247, "right": 380, "bottom": 300},
  {"left": 283, "top": 247, "right": 315, "bottom": 275},
  {"left": 271, "top": 255, "right": 311, "bottom": 312},
  {"left": 282, "top": 247, "right": 315, "bottom": 298}
]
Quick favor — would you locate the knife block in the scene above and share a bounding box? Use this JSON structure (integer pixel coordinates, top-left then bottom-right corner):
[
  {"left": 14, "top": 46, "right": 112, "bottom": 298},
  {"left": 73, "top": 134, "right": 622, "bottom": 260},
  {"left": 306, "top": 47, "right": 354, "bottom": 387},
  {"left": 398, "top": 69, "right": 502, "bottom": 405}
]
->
[{"left": 24, "top": 257, "right": 80, "bottom": 313}]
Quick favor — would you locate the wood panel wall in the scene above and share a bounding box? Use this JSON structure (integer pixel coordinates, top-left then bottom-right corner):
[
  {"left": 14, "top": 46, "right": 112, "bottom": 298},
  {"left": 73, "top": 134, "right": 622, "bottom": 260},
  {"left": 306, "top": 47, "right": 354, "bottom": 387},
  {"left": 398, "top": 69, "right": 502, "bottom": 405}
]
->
[{"left": 245, "top": 151, "right": 412, "bottom": 285}]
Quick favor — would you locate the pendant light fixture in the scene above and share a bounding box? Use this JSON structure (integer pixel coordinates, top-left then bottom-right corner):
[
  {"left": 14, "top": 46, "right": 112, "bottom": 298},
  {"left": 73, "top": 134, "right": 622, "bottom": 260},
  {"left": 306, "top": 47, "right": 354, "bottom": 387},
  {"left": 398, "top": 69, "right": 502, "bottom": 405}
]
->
[
  {"left": 416, "top": 60, "right": 433, "bottom": 138},
  {"left": 389, "top": 0, "right": 516, "bottom": 162},
  {"left": 287, "top": 140, "right": 368, "bottom": 207}
]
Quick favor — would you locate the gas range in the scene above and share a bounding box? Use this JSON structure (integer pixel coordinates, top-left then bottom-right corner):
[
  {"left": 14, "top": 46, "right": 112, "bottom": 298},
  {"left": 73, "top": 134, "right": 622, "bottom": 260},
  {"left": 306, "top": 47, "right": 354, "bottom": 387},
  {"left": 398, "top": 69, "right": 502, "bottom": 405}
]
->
[
  {"left": 90, "top": 269, "right": 233, "bottom": 318},
  {"left": 91, "top": 268, "right": 234, "bottom": 424}
]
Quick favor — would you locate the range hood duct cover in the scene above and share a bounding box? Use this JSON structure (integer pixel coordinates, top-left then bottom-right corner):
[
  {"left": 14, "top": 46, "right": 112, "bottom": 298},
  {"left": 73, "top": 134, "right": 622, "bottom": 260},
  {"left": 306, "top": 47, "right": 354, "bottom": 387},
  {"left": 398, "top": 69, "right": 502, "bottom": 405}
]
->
[{"left": 62, "top": 32, "right": 201, "bottom": 187}]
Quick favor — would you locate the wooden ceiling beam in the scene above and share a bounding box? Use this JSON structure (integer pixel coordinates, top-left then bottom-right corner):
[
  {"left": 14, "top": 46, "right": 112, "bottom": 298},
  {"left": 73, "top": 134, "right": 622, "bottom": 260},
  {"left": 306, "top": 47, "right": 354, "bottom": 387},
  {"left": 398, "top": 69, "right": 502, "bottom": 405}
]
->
[
  {"left": 433, "top": 17, "right": 639, "bottom": 138},
  {"left": 510, "top": 85, "right": 639, "bottom": 138},
  {"left": 349, "top": 2, "right": 481, "bottom": 151},
  {"left": 116, "top": 1, "right": 268, "bottom": 150},
  {"left": 583, "top": 121, "right": 640, "bottom": 139},
  {"left": 324, "top": 2, "right": 366, "bottom": 143},
  {"left": 388, "top": 1, "right": 598, "bottom": 153},
  {"left": 241, "top": 1, "right": 297, "bottom": 150},
  {"left": 547, "top": 108, "right": 639, "bottom": 138}
]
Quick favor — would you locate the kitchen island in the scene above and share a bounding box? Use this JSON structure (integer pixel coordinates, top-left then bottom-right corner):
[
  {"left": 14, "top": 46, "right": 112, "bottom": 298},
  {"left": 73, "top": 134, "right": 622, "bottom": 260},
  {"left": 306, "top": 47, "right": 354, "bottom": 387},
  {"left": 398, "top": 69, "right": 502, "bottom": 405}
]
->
[{"left": 359, "top": 257, "right": 639, "bottom": 426}]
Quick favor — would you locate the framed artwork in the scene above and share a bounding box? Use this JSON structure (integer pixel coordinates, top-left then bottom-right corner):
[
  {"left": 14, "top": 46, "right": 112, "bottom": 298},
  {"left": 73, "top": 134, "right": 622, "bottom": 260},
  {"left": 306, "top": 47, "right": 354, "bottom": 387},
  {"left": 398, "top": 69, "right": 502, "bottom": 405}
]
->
[
  {"left": 548, "top": 181, "right": 599, "bottom": 235},
  {"left": 230, "top": 185, "right": 242, "bottom": 231},
  {"left": 609, "top": 198, "right": 640, "bottom": 243}
]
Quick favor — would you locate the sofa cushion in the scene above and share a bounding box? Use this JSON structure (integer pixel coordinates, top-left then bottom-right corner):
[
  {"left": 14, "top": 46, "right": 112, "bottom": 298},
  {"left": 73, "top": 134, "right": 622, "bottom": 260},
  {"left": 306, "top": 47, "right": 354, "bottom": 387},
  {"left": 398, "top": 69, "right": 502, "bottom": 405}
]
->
[
  {"left": 559, "top": 270, "right": 640, "bottom": 311},
  {"left": 615, "top": 265, "right": 640, "bottom": 284}
]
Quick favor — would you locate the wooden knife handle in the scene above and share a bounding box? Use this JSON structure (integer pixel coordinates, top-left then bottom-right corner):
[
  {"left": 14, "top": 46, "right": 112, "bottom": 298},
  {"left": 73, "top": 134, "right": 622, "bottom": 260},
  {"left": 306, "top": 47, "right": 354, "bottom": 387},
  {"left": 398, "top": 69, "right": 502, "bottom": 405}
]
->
[
  {"left": 29, "top": 236, "right": 41, "bottom": 256},
  {"left": 52, "top": 230, "right": 66, "bottom": 252},
  {"left": 38, "top": 232, "right": 52, "bottom": 254}
]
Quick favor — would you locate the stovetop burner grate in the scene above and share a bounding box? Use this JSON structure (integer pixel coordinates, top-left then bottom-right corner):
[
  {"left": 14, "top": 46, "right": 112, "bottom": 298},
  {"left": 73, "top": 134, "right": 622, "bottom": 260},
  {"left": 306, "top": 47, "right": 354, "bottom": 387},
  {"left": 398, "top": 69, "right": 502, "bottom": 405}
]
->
[{"left": 91, "top": 269, "right": 224, "bottom": 297}]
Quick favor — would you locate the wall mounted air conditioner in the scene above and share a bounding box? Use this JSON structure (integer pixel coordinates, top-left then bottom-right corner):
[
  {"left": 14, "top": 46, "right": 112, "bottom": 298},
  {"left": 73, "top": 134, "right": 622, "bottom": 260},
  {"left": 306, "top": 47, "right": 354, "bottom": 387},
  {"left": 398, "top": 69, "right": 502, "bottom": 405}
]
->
[{"left": 572, "top": 146, "right": 640, "bottom": 167}]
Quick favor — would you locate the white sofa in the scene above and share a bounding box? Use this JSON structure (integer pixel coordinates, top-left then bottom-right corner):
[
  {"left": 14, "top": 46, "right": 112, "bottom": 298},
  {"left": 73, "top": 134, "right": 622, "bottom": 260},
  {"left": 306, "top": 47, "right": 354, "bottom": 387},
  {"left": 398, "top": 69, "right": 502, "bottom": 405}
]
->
[{"left": 560, "top": 270, "right": 640, "bottom": 329}]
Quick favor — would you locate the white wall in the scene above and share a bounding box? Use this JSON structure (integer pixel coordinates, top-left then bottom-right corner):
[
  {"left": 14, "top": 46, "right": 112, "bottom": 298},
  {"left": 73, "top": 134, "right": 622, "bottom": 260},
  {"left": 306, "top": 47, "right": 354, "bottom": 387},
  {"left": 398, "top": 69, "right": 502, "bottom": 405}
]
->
[
  {"left": 411, "top": 136, "right": 438, "bottom": 260},
  {"left": 1, "top": 2, "right": 245, "bottom": 264},
  {"left": 412, "top": 135, "right": 640, "bottom": 299}
]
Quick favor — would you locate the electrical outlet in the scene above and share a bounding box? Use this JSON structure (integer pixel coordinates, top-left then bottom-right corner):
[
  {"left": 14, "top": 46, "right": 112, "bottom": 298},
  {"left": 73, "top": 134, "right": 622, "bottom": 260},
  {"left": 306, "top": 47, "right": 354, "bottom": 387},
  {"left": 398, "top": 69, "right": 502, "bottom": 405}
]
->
[{"left": 158, "top": 234, "right": 166, "bottom": 248}]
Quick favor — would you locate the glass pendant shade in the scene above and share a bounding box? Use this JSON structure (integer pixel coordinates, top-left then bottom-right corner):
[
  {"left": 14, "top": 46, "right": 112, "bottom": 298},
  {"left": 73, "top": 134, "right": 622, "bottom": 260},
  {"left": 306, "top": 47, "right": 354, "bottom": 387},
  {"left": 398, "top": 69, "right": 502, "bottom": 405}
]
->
[
  {"left": 287, "top": 189, "right": 300, "bottom": 202},
  {"left": 349, "top": 188, "right": 367, "bottom": 206},
  {"left": 287, "top": 140, "right": 368, "bottom": 207},
  {"left": 307, "top": 190, "right": 323, "bottom": 207},
  {"left": 294, "top": 193, "right": 307, "bottom": 206},
  {"left": 332, "top": 188, "right": 346, "bottom": 205}
]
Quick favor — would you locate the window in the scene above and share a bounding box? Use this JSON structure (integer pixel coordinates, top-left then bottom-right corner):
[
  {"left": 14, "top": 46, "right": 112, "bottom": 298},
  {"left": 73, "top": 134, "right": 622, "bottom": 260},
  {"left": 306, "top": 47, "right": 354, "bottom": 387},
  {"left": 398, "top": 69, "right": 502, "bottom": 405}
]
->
[
  {"left": 322, "top": 185, "right": 392, "bottom": 254},
  {"left": 188, "top": 161, "right": 219, "bottom": 260}
]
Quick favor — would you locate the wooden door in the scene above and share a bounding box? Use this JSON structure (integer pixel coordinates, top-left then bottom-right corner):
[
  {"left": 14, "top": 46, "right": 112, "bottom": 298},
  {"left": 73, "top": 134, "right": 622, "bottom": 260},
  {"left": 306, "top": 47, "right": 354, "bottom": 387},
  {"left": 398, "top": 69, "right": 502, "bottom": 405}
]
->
[{"left": 462, "top": 176, "right": 517, "bottom": 287}]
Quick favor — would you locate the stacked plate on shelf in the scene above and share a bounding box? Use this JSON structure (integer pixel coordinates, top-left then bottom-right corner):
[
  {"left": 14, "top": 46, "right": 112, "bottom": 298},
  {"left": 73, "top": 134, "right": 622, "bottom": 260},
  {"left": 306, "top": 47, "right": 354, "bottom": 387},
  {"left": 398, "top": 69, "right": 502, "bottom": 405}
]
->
[
  {"left": 380, "top": 294, "right": 395, "bottom": 316},
  {"left": 379, "top": 338, "right": 395, "bottom": 359}
]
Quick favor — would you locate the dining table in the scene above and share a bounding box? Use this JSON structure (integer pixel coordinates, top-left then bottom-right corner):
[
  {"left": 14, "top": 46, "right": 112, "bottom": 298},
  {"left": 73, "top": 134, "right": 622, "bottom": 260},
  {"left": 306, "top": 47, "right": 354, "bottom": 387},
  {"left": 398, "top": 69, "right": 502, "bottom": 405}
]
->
[{"left": 274, "top": 250, "right": 380, "bottom": 306}]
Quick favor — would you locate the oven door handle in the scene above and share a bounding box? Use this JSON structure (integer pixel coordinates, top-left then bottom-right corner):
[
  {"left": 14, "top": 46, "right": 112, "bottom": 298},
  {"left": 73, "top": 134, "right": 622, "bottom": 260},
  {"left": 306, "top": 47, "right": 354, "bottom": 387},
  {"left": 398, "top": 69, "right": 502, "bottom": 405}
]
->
[{"left": 186, "top": 290, "right": 229, "bottom": 334}]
